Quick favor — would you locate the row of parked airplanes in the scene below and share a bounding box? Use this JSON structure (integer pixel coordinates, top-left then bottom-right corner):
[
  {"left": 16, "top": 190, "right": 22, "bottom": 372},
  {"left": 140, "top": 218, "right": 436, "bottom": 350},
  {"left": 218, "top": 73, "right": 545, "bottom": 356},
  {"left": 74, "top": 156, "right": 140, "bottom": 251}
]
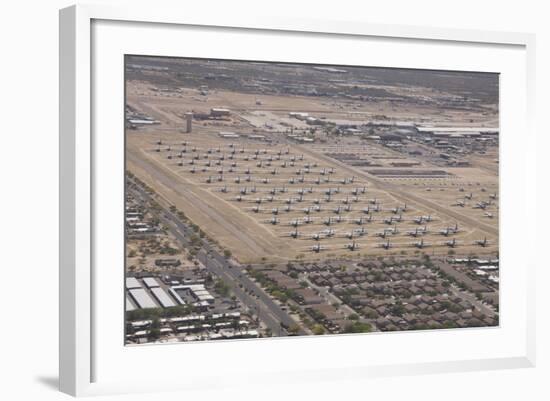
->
[
  {"left": 276, "top": 220, "right": 490, "bottom": 252},
  {"left": 265, "top": 214, "right": 437, "bottom": 227},
  {"left": 155, "top": 140, "right": 296, "bottom": 159},
  {"left": 306, "top": 235, "right": 489, "bottom": 253},
  {"left": 278, "top": 222, "right": 463, "bottom": 240},
  {"left": 155, "top": 141, "right": 342, "bottom": 172}
]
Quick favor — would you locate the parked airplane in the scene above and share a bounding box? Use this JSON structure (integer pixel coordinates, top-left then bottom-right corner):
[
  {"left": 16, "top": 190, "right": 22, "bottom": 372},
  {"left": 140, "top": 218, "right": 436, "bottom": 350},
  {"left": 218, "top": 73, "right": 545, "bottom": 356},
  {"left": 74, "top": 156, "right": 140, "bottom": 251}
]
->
[{"left": 475, "top": 237, "right": 489, "bottom": 247}]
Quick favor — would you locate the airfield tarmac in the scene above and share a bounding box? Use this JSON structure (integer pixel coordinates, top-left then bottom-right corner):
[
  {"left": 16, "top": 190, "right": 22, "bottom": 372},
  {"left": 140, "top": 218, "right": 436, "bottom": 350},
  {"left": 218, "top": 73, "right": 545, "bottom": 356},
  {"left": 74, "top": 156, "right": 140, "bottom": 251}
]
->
[
  {"left": 125, "top": 68, "right": 498, "bottom": 264},
  {"left": 127, "top": 130, "right": 498, "bottom": 263}
]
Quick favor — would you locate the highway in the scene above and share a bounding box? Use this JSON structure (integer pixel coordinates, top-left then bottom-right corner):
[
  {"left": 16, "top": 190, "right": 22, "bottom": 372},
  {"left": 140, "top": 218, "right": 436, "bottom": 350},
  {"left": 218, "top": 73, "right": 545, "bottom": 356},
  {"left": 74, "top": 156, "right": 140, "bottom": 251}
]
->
[{"left": 128, "top": 179, "right": 305, "bottom": 336}]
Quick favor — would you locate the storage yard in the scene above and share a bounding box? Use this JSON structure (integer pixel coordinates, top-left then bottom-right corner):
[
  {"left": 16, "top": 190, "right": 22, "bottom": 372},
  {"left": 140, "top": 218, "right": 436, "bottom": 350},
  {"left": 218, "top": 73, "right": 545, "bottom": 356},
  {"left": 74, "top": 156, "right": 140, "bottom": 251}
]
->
[{"left": 124, "top": 56, "right": 499, "bottom": 344}]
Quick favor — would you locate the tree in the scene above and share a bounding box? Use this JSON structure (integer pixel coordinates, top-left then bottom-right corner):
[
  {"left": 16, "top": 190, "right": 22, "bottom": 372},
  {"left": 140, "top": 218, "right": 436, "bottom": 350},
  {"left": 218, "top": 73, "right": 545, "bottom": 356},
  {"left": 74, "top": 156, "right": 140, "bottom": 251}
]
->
[
  {"left": 223, "top": 249, "right": 232, "bottom": 258},
  {"left": 312, "top": 324, "right": 325, "bottom": 335},
  {"left": 288, "top": 323, "right": 301, "bottom": 335},
  {"left": 343, "top": 322, "right": 372, "bottom": 334},
  {"left": 348, "top": 313, "right": 359, "bottom": 321}
]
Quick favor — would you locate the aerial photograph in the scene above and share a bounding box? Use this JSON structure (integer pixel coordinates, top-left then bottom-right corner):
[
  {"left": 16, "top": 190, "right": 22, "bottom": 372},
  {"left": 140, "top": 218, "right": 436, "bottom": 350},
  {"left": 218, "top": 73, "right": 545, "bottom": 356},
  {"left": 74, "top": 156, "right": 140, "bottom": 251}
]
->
[{"left": 124, "top": 56, "right": 499, "bottom": 345}]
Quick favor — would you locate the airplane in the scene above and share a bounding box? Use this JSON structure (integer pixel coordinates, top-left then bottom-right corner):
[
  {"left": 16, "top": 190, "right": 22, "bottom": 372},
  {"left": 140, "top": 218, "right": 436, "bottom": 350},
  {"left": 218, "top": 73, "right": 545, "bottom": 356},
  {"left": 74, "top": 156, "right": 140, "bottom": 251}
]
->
[
  {"left": 324, "top": 217, "right": 333, "bottom": 226},
  {"left": 412, "top": 239, "right": 428, "bottom": 249},
  {"left": 391, "top": 204, "right": 407, "bottom": 214},
  {"left": 344, "top": 230, "right": 355, "bottom": 239},
  {"left": 283, "top": 205, "right": 292, "bottom": 213},
  {"left": 345, "top": 241, "right": 359, "bottom": 251},
  {"left": 380, "top": 239, "right": 392, "bottom": 250},
  {"left": 445, "top": 238, "right": 457, "bottom": 248},
  {"left": 386, "top": 226, "right": 399, "bottom": 235},
  {"left": 235, "top": 195, "right": 243, "bottom": 202},
  {"left": 414, "top": 215, "right": 432, "bottom": 225},
  {"left": 206, "top": 176, "right": 213, "bottom": 183},
  {"left": 346, "top": 227, "right": 367, "bottom": 239},
  {"left": 363, "top": 206, "right": 371, "bottom": 214},
  {"left": 464, "top": 192, "right": 473, "bottom": 200},
  {"left": 375, "top": 230, "right": 391, "bottom": 238},
  {"left": 289, "top": 228, "right": 301, "bottom": 239},
  {"left": 475, "top": 237, "right": 489, "bottom": 247},
  {"left": 289, "top": 219, "right": 302, "bottom": 227},
  {"left": 311, "top": 243, "right": 324, "bottom": 253},
  {"left": 407, "top": 226, "right": 428, "bottom": 237},
  {"left": 452, "top": 200, "right": 466, "bottom": 207},
  {"left": 355, "top": 216, "right": 366, "bottom": 225},
  {"left": 384, "top": 214, "right": 402, "bottom": 224},
  {"left": 320, "top": 229, "right": 335, "bottom": 238},
  {"left": 251, "top": 206, "right": 260, "bottom": 213},
  {"left": 439, "top": 223, "right": 459, "bottom": 236},
  {"left": 474, "top": 201, "right": 489, "bottom": 210},
  {"left": 269, "top": 217, "right": 279, "bottom": 225},
  {"left": 489, "top": 193, "right": 498, "bottom": 199},
  {"left": 271, "top": 208, "right": 279, "bottom": 215},
  {"left": 303, "top": 216, "right": 314, "bottom": 224},
  {"left": 368, "top": 198, "right": 378, "bottom": 205},
  {"left": 342, "top": 196, "right": 357, "bottom": 205},
  {"left": 484, "top": 212, "right": 494, "bottom": 218},
  {"left": 351, "top": 187, "right": 366, "bottom": 195}
]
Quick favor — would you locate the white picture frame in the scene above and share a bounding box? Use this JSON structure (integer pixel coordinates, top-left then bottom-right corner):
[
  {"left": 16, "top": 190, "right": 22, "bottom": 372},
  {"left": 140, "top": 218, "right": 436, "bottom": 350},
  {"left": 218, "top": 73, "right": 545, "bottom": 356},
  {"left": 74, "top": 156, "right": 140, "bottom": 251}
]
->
[{"left": 59, "top": 4, "right": 536, "bottom": 397}]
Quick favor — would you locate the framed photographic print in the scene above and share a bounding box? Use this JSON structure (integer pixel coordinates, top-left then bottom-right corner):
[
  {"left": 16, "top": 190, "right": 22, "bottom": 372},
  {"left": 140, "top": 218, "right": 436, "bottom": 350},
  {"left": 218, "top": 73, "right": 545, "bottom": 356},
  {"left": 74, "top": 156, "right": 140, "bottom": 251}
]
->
[{"left": 59, "top": 4, "right": 536, "bottom": 397}]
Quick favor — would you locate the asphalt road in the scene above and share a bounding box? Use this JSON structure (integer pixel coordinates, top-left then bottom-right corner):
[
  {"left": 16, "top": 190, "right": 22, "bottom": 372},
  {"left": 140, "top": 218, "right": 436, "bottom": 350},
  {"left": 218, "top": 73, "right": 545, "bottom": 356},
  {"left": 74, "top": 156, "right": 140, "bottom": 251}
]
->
[{"left": 128, "top": 180, "right": 305, "bottom": 336}]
